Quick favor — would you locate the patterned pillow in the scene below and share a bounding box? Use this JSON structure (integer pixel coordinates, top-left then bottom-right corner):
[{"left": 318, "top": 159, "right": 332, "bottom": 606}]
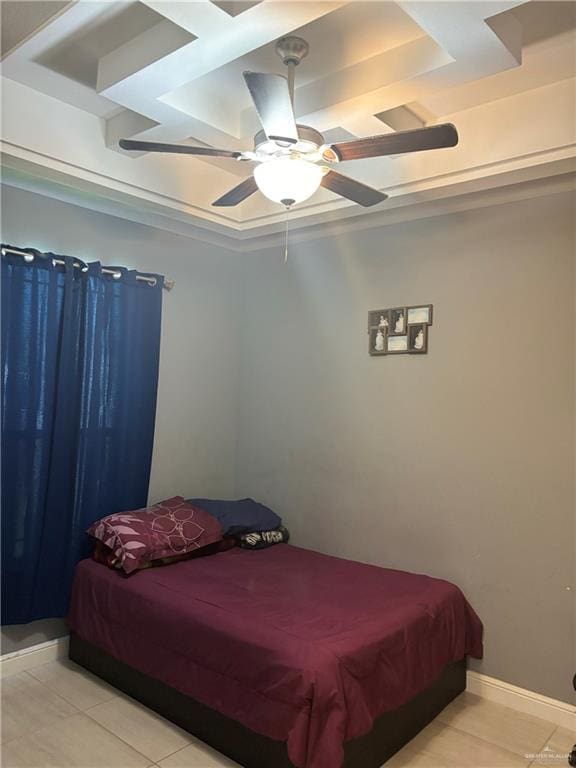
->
[
  {"left": 92, "top": 536, "right": 236, "bottom": 572},
  {"left": 88, "top": 496, "right": 223, "bottom": 574}
]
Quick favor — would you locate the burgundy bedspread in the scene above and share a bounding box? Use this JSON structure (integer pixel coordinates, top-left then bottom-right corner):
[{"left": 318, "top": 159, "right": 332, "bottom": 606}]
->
[{"left": 69, "top": 545, "right": 482, "bottom": 768}]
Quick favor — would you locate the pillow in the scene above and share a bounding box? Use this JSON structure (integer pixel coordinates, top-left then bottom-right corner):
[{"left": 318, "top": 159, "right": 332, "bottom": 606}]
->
[
  {"left": 187, "top": 498, "right": 281, "bottom": 536},
  {"left": 237, "top": 526, "right": 290, "bottom": 550},
  {"left": 150, "top": 537, "right": 237, "bottom": 566},
  {"left": 88, "top": 496, "right": 222, "bottom": 574},
  {"left": 92, "top": 536, "right": 236, "bottom": 572},
  {"left": 92, "top": 540, "right": 119, "bottom": 568}
]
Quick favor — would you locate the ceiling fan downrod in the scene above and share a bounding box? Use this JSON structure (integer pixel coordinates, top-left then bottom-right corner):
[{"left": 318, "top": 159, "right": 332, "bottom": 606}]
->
[{"left": 275, "top": 36, "right": 309, "bottom": 105}]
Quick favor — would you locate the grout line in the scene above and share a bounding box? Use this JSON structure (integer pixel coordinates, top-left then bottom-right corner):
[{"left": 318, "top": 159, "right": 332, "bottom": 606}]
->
[
  {"left": 155, "top": 743, "right": 194, "bottom": 764},
  {"left": 156, "top": 740, "right": 239, "bottom": 766},
  {"left": 21, "top": 669, "right": 83, "bottom": 714},
  {"left": 80, "top": 699, "right": 194, "bottom": 764},
  {"left": 441, "top": 722, "right": 555, "bottom": 762},
  {"left": 72, "top": 712, "right": 158, "bottom": 764},
  {"left": 1, "top": 678, "right": 81, "bottom": 747},
  {"left": 534, "top": 725, "right": 557, "bottom": 754},
  {"left": 26, "top": 667, "right": 120, "bottom": 711},
  {"left": 153, "top": 740, "right": 197, "bottom": 761}
]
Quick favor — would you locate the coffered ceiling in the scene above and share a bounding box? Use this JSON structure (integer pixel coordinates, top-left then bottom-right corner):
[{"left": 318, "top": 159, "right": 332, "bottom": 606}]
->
[{"left": 1, "top": 0, "right": 575, "bottom": 243}]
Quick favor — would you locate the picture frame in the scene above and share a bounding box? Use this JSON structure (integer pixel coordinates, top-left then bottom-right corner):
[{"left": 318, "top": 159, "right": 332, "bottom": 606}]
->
[
  {"left": 369, "top": 327, "right": 387, "bottom": 356},
  {"left": 368, "top": 309, "right": 391, "bottom": 332},
  {"left": 408, "top": 324, "right": 428, "bottom": 353},
  {"left": 387, "top": 335, "right": 408, "bottom": 354},
  {"left": 389, "top": 307, "right": 407, "bottom": 336},
  {"left": 368, "top": 303, "right": 432, "bottom": 356},
  {"left": 407, "top": 304, "right": 433, "bottom": 326}
]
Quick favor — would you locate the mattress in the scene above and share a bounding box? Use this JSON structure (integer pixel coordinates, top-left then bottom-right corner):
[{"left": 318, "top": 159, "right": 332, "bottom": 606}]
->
[{"left": 69, "top": 545, "right": 483, "bottom": 768}]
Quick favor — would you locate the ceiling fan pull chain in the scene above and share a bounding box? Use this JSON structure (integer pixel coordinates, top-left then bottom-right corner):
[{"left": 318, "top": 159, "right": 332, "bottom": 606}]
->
[{"left": 284, "top": 207, "right": 289, "bottom": 263}]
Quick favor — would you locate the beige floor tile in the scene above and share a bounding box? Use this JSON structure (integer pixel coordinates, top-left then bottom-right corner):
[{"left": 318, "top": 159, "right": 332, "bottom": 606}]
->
[
  {"left": 85, "top": 695, "right": 192, "bottom": 762},
  {"left": 28, "top": 659, "right": 118, "bottom": 710},
  {"left": 1, "top": 671, "right": 77, "bottom": 743},
  {"left": 2, "top": 712, "right": 152, "bottom": 768},
  {"left": 533, "top": 726, "right": 576, "bottom": 765},
  {"left": 385, "top": 721, "right": 531, "bottom": 767},
  {"left": 157, "top": 741, "right": 240, "bottom": 768},
  {"left": 436, "top": 692, "right": 556, "bottom": 757}
]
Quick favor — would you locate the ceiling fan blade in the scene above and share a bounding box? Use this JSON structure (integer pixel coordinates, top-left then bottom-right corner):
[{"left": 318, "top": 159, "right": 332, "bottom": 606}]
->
[
  {"left": 321, "top": 170, "right": 388, "bottom": 207},
  {"left": 213, "top": 176, "right": 259, "bottom": 207},
  {"left": 327, "top": 123, "right": 458, "bottom": 162},
  {"left": 243, "top": 72, "right": 298, "bottom": 144},
  {"left": 119, "top": 139, "right": 242, "bottom": 159}
]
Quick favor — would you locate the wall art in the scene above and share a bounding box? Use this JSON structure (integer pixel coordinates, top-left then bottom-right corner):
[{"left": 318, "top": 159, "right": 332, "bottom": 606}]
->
[{"left": 368, "top": 304, "right": 433, "bottom": 356}]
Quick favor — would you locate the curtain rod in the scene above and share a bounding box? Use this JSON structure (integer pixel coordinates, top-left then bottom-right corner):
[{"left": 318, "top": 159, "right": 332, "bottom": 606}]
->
[{"left": 1, "top": 247, "right": 175, "bottom": 291}]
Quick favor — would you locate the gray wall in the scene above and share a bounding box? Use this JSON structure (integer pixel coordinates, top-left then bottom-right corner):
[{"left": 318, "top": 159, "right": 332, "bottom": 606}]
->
[
  {"left": 236, "top": 192, "right": 575, "bottom": 703},
  {"left": 1, "top": 185, "right": 242, "bottom": 652},
  {"left": 2, "top": 185, "right": 574, "bottom": 704}
]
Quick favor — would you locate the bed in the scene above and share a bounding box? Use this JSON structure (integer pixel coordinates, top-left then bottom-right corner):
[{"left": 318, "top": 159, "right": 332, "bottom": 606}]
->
[{"left": 68, "top": 544, "right": 483, "bottom": 768}]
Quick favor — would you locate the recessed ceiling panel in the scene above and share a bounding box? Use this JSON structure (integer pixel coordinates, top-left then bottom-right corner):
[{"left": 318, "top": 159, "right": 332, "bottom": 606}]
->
[
  {"left": 509, "top": 0, "right": 576, "bottom": 46},
  {"left": 162, "top": 2, "right": 424, "bottom": 127},
  {"left": 210, "top": 1, "right": 263, "bottom": 18},
  {"left": 1, "top": 1, "right": 71, "bottom": 58},
  {"left": 37, "top": 1, "right": 193, "bottom": 88}
]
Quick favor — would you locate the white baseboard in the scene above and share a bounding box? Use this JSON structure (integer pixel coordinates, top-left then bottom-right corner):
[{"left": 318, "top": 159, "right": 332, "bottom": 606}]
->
[
  {"left": 1, "top": 639, "right": 573, "bottom": 732},
  {"left": 1, "top": 635, "right": 69, "bottom": 678},
  {"left": 467, "top": 671, "right": 575, "bottom": 731}
]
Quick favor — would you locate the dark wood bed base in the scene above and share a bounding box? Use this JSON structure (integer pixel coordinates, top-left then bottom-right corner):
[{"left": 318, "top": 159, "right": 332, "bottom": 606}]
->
[{"left": 69, "top": 632, "right": 466, "bottom": 767}]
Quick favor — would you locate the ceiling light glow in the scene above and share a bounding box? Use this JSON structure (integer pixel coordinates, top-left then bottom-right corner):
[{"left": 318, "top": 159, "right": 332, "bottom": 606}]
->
[{"left": 254, "top": 158, "right": 323, "bottom": 206}]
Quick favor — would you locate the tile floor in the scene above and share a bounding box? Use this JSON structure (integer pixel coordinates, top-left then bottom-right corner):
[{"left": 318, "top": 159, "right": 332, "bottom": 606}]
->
[{"left": 1, "top": 658, "right": 573, "bottom": 767}]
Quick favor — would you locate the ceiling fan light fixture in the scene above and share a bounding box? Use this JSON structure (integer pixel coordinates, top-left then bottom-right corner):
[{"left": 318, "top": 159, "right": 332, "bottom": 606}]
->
[{"left": 254, "top": 157, "right": 323, "bottom": 206}]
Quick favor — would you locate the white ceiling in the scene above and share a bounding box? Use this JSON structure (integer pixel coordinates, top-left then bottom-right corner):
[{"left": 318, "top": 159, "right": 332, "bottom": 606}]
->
[{"left": 1, "top": 0, "right": 575, "bottom": 241}]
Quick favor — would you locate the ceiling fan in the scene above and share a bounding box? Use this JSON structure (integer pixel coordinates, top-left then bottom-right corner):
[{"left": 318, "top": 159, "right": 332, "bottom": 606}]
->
[{"left": 119, "top": 36, "right": 459, "bottom": 209}]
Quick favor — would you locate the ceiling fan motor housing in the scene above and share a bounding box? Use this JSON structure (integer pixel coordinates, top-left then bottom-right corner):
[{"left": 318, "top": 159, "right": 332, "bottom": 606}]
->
[{"left": 254, "top": 124, "right": 324, "bottom": 155}]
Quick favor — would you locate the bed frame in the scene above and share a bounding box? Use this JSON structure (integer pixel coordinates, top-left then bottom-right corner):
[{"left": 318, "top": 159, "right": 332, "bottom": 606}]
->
[{"left": 69, "top": 632, "right": 466, "bottom": 768}]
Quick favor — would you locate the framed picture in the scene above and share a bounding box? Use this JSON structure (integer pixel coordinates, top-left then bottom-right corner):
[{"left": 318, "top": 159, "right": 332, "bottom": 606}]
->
[
  {"left": 368, "top": 303, "right": 432, "bottom": 356},
  {"left": 368, "top": 309, "right": 390, "bottom": 332},
  {"left": 369, "top": 327, "right": 387, "bottom": 356},
  {"left": 389, "top": 307, "right": 407, "bottom": 336},
  {"left": 387, "top": 335, "right": 408, "bottom": 353},
  {"left": 407, "top": 304, "right": 433, "bottom": 326},
  {"left": 408, "top": 324, "right": 428, "bottom": 353}
]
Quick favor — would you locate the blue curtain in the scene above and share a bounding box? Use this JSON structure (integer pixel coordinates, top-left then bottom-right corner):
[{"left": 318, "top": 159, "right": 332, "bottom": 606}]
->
[{"left": 1, "top": 247, "right": 163, "bottom": 624}]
